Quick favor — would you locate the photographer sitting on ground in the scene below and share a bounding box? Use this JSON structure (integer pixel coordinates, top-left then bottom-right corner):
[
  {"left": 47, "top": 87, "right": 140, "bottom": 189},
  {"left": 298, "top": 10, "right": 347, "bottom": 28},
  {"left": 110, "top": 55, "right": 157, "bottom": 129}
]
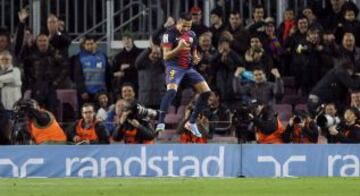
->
[
  {"left": 283, "top": 110, "right": 318, "bottom": 143},
  {"left": 328, "top": 107, "right": 360, "bottom": 143},
  {"left": 67, "top": 103, "right": 109, "bottom": 144},
  {"left": 14, "top": 99, "right": 67, "bottom": 144},
  {"left": 112, "top": 99, "right": 157, "bottom": 144},
  {"left": 252, "top": 101, "right": 285, "bottom": 144}
]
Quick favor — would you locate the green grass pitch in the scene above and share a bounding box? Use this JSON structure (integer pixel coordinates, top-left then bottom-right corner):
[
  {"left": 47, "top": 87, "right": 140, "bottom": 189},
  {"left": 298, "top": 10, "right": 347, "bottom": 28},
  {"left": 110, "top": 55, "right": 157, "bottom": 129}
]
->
[{"left": 1, "top": 177, "right": 359, "bottom": 196}]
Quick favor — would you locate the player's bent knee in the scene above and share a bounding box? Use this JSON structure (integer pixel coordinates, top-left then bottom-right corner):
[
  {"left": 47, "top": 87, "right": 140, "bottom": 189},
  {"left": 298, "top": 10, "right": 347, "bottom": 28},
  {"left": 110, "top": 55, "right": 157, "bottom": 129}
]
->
[
  {"left": 194, "top": 81, "right": 211, "bottom": 93},
  {"left": 167, "top": 83, "right": 178, "bottom": 90}
]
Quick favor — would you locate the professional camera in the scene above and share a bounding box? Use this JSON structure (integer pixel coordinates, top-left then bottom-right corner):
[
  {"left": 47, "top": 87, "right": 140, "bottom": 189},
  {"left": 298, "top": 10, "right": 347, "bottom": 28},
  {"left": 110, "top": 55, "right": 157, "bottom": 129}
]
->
[
  {"left": 316, "top": 114, "right": 340, "bottom": 128},
  {"left": 125, "top": 101, "right": 157, "bottom": 120},
  {"left": 10, "top": 99, "right": 35, "bottom": 144},
  {"left": 232, "top": 99, "right": 258, "bottom": 143}
]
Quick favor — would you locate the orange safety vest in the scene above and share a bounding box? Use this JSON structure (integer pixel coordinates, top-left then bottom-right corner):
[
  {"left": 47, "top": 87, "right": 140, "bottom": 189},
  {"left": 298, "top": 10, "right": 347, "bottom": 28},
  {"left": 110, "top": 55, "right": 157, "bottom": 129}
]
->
[
  {"left": 180, "top": 132, "right": 207, "bottom": 144},
  {"left": 75, "top": 119, "right": 99, "bottom": 142},
  {"left": 29, "top": 110, "right": 67, "bottom": 144},
  {"left": 122, "top": 128, "right": 154, "bottom": 144},
  {"left": 293, "top": 126, "right": 313, "bottom": 144},
  {"left": 256, "top": 119, "right": 285, "bottom": 144}
]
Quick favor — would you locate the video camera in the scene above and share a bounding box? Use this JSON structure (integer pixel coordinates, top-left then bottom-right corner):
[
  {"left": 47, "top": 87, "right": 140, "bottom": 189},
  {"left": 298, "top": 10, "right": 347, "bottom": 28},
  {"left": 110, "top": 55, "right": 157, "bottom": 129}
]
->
[
  {"left": 232, "top": 99, "right": 259, "bottom": 143},
  {"left": 10, "top": 99, "right": 35, "bottom": 144}
]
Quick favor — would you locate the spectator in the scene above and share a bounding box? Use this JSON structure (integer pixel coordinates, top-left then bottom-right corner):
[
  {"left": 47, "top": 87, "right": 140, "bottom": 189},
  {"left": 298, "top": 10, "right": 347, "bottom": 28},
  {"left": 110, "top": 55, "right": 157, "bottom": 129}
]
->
[
  {"left": 202, "top": 90, "right": 231, "bottom": 136},
  {"left": 283, "top": 110, "right": 319, "bottom": 143},
  {"left": 121, "top": 82, "right": 136, "bottom": 103},
  {"left": 23, "top": 32, "right": 69, "bottom": 117},
  {"left": 225, "top": 11, "right": 250, "bottom": 55},
  {"left": 247, "top": 5, "right": 266, "bottom": 36},
  {"left": 334, "top": 32, "right": 360, "bottom": 72},
  {"left": 197, "top": 33, "right": 217, "bottom": 87},
  {"left": 351, "top": 90, "right": 360, "bottom": 111},
  {"left": 302, "top": 6, "right": 323, "bottom": 32},
  {"left": 211, "top": 38, "right": 242, "bottom": 102},
  {"left": 328, "top": 107, "right": 360, "bottom": 143},
  {"left": 135, "top": 43, "right": 166, "bottom": 109},
  {"left": 277, "top": 9, "right": 295, "bottom": 44},
  {"left": 308, "top": 61, "right": 360, "bottom": 117},
  {"left": 25, "top": 99, "right": 67, "bottom": 144},
  {"left": 335, "top": 3, "right": 360, "bottom": 47},
  {"left": 73, "top": 34, "right": 112, "bottom": 108},
  {"left": 209, "top": 8, "right": 226, "bottom": 47},
  {"left": 263, "top": 17, "right": 284, "bottom": 71},
  {"left": 321, "top": 30, "right": 339, "bottom": 75},
  {"left": 67, "top": 103, "right": 109, "bottom": 144},
  {"left": 243, "top": 35, "right": 274, "bottom": 76},
  {"left": 283, "top": 16, "right": 309, "bottom": 76},
  {"left": 112, "top": 31, "right": 142, "bottom": 98},
  {"left": 233, "top": 67, "right": 284, "bottom": 109},
  {"left": 293, "top": 27, "right": 326, "bottom": 95},
  {"left": 95, "top": 91, "right": 112, "bottom": 121},
  {"left": 320, "top": 0, "right": 347, "bottom": 31},
  {"left": 46, "top": 14, "right": 72, "bottom": 57},
  {"left": 112, "top": 100, "right": 156, "bottom": 144},
  {"left": 0, "top": 51, "right": 22, "bottom": 111},
  {"left": 0, "top": 28, "right": 11, "bottom": 54},
  {"left": 104, "top": 98, "right": 125, "bottom": 135},
  {"left": 190, "top": 6, "right": 209, "bottom": 37}
]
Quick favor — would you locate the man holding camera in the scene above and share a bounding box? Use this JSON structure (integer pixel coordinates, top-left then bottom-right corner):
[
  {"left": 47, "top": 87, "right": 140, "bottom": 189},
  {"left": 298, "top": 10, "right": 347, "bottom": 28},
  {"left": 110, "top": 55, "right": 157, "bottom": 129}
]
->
[
  {"left": 283, "top": 110, "right": 319, "bottom": 143},
  {"left": 16, "top": 99, "right": 67, "bottom": 144},
  {"left": 112, "top": 99, "right": 157, "bottom": 144},
  {"left": 67, "top": 103, "right": 109, "bottom": 144},
  {"left": 252, "top": 102, "right": 285, "bottom": 144},
  {"left": 328, "top": 107, "right": 360, "bottom": 143}
]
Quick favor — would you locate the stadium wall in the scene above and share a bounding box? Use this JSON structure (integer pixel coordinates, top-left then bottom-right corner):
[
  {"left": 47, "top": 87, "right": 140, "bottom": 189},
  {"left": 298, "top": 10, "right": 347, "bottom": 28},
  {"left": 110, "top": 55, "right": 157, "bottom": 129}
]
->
[{"left": 0, "top": 144, "right": 359, "bottom": 178}]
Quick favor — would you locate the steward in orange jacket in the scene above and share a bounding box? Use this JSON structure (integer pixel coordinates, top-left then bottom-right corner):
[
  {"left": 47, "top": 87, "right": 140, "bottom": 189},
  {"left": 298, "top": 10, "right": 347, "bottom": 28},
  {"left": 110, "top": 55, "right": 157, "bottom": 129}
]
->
[
  {"left": 253, "top": 104, "right": 285, "bottom": 144},
  {"left": 26, "top": 102, "right": 66, "bottom": 144},
  {"left": 67, "top": 103, "right": 109, "bottom": 144}
]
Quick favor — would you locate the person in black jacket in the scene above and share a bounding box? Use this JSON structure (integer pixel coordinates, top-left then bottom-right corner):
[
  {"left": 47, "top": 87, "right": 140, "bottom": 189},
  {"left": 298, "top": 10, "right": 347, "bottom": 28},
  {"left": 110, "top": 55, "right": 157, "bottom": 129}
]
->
[
  {"left": 328, "top": 107, "right": 360, "bottom": 143},
  {"left": 283, "top": 110, "right": 318, "bottom": 143},
  {"left": 112, "top": 99, "right": 156, "bottom": 144},
  {"left": 308, "top": 61, "right": 360, "bottom": 117},
  {"left": 23, "top": 32, "right": 69, "bottom": 118}
]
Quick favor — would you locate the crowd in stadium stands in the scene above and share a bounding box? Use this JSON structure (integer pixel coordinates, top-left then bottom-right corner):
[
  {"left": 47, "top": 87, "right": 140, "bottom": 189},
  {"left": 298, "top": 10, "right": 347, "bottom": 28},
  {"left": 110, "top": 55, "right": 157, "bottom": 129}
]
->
[{"left": 1, "top": 0, "right": 360, "bottom": 145}]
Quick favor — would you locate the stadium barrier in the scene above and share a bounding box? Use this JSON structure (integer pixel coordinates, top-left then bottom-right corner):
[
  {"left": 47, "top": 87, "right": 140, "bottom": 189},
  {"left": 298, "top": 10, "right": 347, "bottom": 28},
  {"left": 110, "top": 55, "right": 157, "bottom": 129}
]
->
[{"left": 0, "top": 144, "right": 359, "bottom": 178}]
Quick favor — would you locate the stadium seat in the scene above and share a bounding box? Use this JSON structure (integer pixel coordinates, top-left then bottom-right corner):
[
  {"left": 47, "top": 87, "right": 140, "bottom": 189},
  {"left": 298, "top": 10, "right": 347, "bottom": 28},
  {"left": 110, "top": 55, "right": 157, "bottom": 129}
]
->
[
  {"left": 56, "top": 89, "right": 78, "bottom": 122},
  {"left": 274, "top": 104, "right": 293, "bottom": 122}
]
